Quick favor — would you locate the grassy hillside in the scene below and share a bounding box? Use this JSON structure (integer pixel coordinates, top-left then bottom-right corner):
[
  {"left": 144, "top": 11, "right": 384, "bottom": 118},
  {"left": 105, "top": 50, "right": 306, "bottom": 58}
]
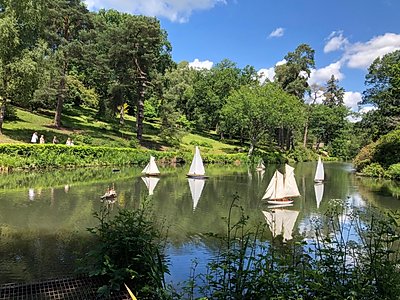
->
[{"left": 0, "top": 106, "right": 237, "bottom": 154}]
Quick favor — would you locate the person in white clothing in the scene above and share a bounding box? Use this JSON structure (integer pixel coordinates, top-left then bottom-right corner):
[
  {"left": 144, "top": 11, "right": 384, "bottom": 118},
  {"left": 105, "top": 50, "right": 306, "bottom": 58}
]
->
[{"left": 31, "top": 132, "right": 38, "bottom": 143}]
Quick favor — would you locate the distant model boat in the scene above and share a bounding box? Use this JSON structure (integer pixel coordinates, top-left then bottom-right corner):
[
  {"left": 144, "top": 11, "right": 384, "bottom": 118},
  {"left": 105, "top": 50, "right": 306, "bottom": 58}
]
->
[
  {"left": 142, "top": 176, "right": 160, "bottom": 196},
  {"left": 188, "top": 178, "right": 206, "bottom": 210},
  {"left": 256, "top": 159, "right": 265, "bottom": 171},
  {"left": 262, "top": 164, "right": 300, "bottom": 205},
  {"left": 101, "top": 188, "right": 117, "bottom": 200},
  {"left": 314, "top": 182, "right": 324, "bottom": 209},
  {"left": 314, "top": 156, "right": 324, "bottom": 183},
  {"left": 142, "top": 155, "right": 160, "bottom": 176},
  {"left": 187, "top": 146, "right": 207, "bottom": 178},
  {"left": 262, "top": 208, "right": 299, "bottom": 241}
]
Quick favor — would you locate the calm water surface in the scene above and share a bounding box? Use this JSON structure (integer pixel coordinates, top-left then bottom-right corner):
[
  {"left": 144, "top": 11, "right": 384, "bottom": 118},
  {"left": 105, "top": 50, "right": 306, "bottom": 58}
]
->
[{"left": 0, "top": 162, "right": 399, "bottom": 285}]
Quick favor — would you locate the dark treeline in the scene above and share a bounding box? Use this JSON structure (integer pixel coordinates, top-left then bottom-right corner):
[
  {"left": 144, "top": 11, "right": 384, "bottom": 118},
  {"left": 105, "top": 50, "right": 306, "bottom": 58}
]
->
[{"left": 0, "top": 0, "right": 398, "bottom": 161}]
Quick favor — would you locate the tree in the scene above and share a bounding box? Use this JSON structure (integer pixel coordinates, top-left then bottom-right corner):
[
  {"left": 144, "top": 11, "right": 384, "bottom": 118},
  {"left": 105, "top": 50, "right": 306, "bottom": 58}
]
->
[
  {"left": 362, "top": 50, "right": 400, "bottom": 136},
  {"left": 0, "top": 12, "right": 20, "bottom": 133},
  {"left": 42, "top": 0, "right": 91, "bottom": 128},
  {"left": 100, "top": 13, "right": 172, "bottom": 141},
  {"left": 274, "top": 44, "right": 315, "bottom": 100},
  {"left": 221, "top": 83, "right": 304, "bottom": 156},
  {"left": 323, "top": 75, "right": 344, "bottom": 107}
]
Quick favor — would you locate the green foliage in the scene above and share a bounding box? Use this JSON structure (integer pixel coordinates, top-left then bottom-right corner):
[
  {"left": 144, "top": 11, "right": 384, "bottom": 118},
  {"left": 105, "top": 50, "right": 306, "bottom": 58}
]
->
[
  {"left": 353, "top": 141, "right": 377, "bottom": 171},
  {"left": 287, "top": 146, "right": 315, "bottom": 162},
  {"left": 80, "top": 206, "right": 169, "bottom": 299},
  {"left": 373, "top": 129, "right": 400, "bottom": 168},
  {"left": 175, "top": 196, "right": 400, "bottom": 299},
  {"left": 362, "top": 50, "right": 400, "bottom": 135},
  {"left": 362, "top": 162, "right": 385, "bottom": 177},
  {"left": 387, "top": 163, "right": 400, "bottom": 180},
  {"left": 354, "top": 129, "right": 400, "bottom": 173},
  {"left": 189, "top": 140, "right": 213, "bottom": 148}
]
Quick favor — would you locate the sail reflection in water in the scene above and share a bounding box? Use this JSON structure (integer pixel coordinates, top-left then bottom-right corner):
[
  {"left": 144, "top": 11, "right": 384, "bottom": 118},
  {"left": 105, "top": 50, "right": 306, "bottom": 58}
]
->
[
  {"left": 188, "top": 178, "right": 205, "bottom": 210},
  {"left": 314, "top": 183, "right": 324, "bottom": 208},
  {"left": 262, "top": 208, "right": 299, "bottom": 241},
  {"left": 142, "top": 176, "right": 160, "bottom": 196}
]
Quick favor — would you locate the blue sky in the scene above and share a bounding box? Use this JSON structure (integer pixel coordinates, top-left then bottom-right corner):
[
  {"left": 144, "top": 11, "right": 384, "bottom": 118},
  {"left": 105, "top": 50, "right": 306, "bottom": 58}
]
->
[{"left": 84, "top": 0, "right": 400, "bottom": 111}]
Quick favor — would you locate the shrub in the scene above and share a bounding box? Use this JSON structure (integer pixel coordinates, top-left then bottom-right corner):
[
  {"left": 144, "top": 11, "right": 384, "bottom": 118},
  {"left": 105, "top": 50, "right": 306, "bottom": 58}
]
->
[
  {"left": 353, "top": 141, "right": 377, "bottom": 171},
  {"left": 362, "top": 162, "right": 385, "bottom": 178},
  {"left": 387, "top": 163, "right": 400, "bottom": 180},
  {"left": 80, "top": 206, "right": 169, "bottom": 299}
]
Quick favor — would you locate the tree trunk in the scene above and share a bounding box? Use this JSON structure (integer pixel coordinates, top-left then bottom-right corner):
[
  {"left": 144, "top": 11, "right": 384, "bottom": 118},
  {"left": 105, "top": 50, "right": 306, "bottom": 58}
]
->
[
  {"left": 303, "top": 124, "right": 308, "bottom": 148},
  {"left": 248, "top": 140, "right": 255, "bottom": 156},
  {"left": 136, "top": 78, "right": 146, "bottom": 141},
  {"left": 119, "top": 102, "right": 125, "bottom": 125},
  {"left": 54, "top": 63, "right": 67, "bottom": 128},
  {"left": 0, "top": 100, "right": 6, "bottom": 135}
]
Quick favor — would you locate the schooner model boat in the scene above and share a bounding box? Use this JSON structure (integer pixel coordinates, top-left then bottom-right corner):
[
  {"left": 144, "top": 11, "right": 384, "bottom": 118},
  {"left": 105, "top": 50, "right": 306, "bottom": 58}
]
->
[
  {"left": 142, "top": 155, "right": 160, "bottom": 176},
  {"left": 187, "top": 146, "right": 207, "bottom": 178},
  {"left": 262, "top": 164, "right": 300, "bottom": 205},
  {"left": 314, "top": 156, "right": 324, "bottom": 183}
]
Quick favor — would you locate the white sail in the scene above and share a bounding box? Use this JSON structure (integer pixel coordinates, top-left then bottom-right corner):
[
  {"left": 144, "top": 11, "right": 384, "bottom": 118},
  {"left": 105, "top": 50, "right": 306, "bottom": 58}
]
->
[
  {"left": 262, "top": 170, "right": 285, "bottom": 200},
  {"left": 142, "top": 176, "right": 160, "bottom": 195},
  {"left": 314, "top": 156, "right": 324, "bottom": 182},
  {"left": 188, "top": 178, "right": 205, "bottom": 210},
  {"left": 314, "top": 183, "right": 324, "bottom": 208},
  {"left": 187, "top": 146, "right": 205, "bottom": 176},
  {"left": 284, "top": 164, "right": 300, "bottom": 198},
  {"left": 142, "top": 156, "right": 160, "bottom": 175},
  {"left": 263, "top": 209, "right": 299, "bottom": 241}
]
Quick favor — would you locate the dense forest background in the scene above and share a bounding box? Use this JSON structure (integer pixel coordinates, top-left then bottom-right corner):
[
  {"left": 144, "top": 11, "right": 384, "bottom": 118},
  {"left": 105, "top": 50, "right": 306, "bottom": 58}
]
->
[{"left": 0, "top": 0, "right": 399, "bottom": 165}]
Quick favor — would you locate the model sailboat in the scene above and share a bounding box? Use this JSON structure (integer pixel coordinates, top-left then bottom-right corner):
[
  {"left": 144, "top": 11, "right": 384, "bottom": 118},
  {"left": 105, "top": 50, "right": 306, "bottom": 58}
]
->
[
  {"left": 262, "top": 164, "right": 300, "bottom": 205},
  {"left": 314, "top": 156, "right": 324, "bottom": 183},
  {"left": 142, "top": 155, "right": 160, "bottom": 176},
  {"left": 188, "top": 178, "right": 205, "bottom": 210},
  {"left": 187, "top": 146, "right": 207, "bottom": 178},
  {"left": 262, "top": 208, "right": 299, "bottom": 241}
]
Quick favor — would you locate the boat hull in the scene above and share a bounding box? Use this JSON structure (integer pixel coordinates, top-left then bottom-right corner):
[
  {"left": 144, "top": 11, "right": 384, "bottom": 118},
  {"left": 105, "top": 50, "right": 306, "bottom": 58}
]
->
[
  {"left": 142, "top": 173, "right": 160, "bottom": 177},
  {"left": 267, "top": 199, "right": 294, "bottom": 205},
  {"left": 186, "top": 174, "right": 208, "bottom": 179}
]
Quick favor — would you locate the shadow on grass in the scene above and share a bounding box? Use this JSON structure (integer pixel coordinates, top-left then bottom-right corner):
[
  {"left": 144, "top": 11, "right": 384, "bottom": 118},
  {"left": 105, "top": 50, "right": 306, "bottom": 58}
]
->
[{"left": 2, "top": 128, "right": 72, "bottom": 144}]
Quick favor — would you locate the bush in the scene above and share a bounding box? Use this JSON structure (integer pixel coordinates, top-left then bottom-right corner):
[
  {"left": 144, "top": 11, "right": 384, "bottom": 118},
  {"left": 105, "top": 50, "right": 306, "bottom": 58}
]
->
[
  {"left": 353, "top": 141, "right": 377, "bottom": 171},
  {"left": 80, "top": 206, "right": 169, "bottom": 299},
  {"left": 373, "top": 129, "right": 400, "bottom": 168},
  {"left": 387, "top": 163, "right": 400, "bottom": 180},
  {"left": 362, "top": 163, "right": 385, "bottom": 178}
]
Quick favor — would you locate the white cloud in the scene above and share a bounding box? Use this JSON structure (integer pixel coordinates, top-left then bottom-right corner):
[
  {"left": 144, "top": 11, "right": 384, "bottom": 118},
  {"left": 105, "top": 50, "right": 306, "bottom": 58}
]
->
[
  {"left": 343, "top": 91, "right": 362, "bottom": 111},
  {"left": 258, "top": 67, "right": 275, "bottom": 82},
  {"left": 324, "top": 31, "right": 349, "bottom": 53},
  {"left": 308, "top": 61, "right": 344, "bottom": 86},
  {"left": 257, "top": 59, "right": 286, "bottom": 83},
  {"left": 343, "top": 33, "right": 400, "bottom": 69},
  {"left": 84, "top": 0, "right": 226, "bottom": 23},
  {"left": 269, "top": 27, "right": 285, "bottom": 38},
  {"left": 189, "top": 58, "right": 213, "bottom": 70}
]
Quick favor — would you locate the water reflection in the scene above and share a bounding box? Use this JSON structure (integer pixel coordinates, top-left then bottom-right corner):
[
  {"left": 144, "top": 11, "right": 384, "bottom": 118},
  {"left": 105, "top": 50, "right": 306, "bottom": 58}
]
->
[
  {"left": 0, "top": 163, "right": 399, "bottom": 285},
  {"left": 188, "top": 178, "right": 205, "bottom": 210},
  {"left": 314, "top": 183, "right": 324, "bottom": 209},
  {"left": 141, "top": 176, "right": 160, "bottom": 196},
  {"left": 262, "top": 207, "right": 300, "bottom": 241}
]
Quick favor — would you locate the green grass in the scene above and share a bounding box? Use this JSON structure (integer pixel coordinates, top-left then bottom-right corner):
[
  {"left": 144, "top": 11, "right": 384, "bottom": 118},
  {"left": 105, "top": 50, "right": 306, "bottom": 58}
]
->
[{"left": 0, "top": 106, "right": 240, "bottom": 154}]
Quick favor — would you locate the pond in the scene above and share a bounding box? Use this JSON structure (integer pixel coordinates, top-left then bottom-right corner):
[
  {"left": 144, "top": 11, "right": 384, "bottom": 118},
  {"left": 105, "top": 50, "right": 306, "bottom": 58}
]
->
[{"left": 0, "top": 162, "right": 399, "bottom": 285}]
